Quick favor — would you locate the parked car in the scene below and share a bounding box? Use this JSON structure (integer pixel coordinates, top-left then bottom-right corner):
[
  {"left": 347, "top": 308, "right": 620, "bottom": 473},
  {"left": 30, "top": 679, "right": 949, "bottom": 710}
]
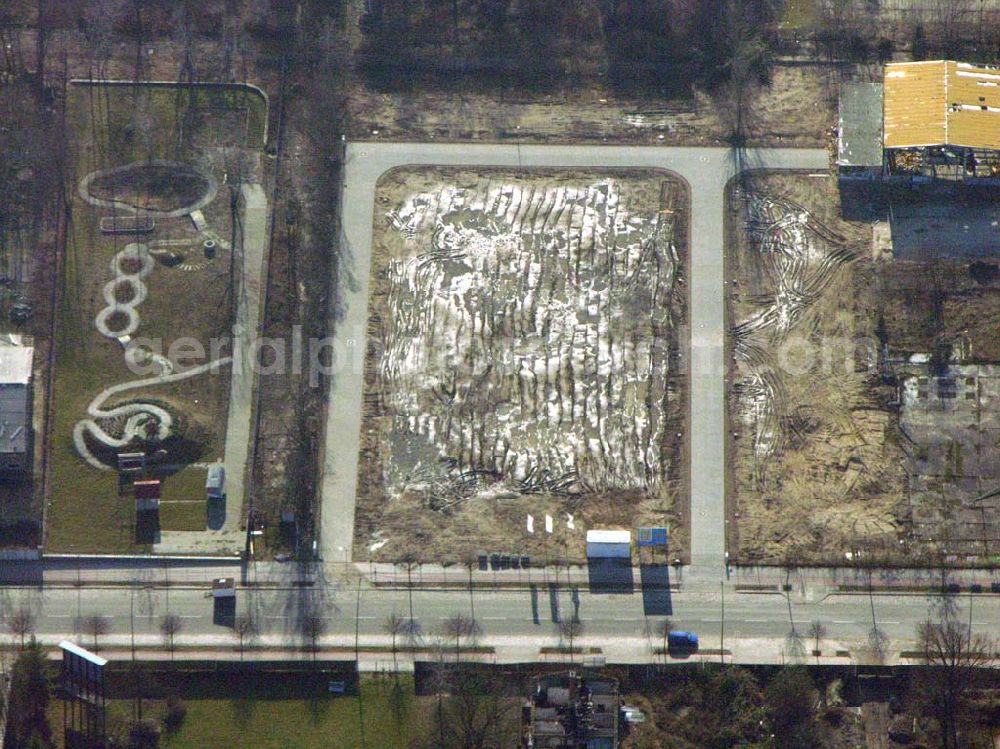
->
[{"left": 667, "top": 631, "right": 699, "bottom": 653}]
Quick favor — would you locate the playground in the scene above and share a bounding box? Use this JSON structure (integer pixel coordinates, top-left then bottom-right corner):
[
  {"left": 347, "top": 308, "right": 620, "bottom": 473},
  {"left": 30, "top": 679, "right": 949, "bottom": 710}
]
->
[{"left": 46, "top": 81, "right": 267, "bottom": 553}]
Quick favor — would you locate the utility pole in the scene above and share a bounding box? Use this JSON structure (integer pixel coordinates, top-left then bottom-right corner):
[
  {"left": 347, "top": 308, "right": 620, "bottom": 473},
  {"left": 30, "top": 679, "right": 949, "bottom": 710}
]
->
[
  {"left": 355, "top": 576, "right": 362, "bottom": 666},
  {"left": 130, "top": 587, "right": 136, "bottom": 659},
  {"left": 720, "top": 581, "right": 725, "bottom": 664}
]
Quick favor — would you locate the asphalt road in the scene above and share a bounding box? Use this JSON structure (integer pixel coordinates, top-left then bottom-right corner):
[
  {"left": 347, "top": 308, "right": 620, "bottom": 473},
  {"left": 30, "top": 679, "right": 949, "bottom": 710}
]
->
[
  {"left": 323, "top": 143, "right": 829, "bottom": 568},
  {"left": 9, "top": 571, "right": 994, "bottom": 665}
]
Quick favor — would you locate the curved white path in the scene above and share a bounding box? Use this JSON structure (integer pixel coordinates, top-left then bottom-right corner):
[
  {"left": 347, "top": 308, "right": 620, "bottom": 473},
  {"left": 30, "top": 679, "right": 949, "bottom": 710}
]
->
[
  {"left": 73, "top": 359, "right": 232, "bottom": 470},
  {"left": 323, "top": 143, "right": 829, "bottom": 570},
  {"left": 74, "top": 237, "right": 232, "bottom": 470}
]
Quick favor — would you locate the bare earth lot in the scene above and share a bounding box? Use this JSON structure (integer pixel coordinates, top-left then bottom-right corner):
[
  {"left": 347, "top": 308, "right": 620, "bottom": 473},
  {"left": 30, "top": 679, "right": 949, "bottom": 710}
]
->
[
  {"left": 727, "top": 173, "right": 906, "bottom": 565},
  {"left": 728, "top": 175, "right": 1000, "bottom": 565},
  {"left": 349, "top": 62, "right": 836, "bottom": 149},
  {"left": 355, "top": 167, "right": 688, "bottom": 563}
]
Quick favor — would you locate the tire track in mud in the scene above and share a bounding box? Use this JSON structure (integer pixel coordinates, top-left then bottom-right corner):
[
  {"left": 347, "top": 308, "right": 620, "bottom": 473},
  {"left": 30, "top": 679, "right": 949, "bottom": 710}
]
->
[{"left": 733, "top": 193, "right": 863, "bottom": 480}]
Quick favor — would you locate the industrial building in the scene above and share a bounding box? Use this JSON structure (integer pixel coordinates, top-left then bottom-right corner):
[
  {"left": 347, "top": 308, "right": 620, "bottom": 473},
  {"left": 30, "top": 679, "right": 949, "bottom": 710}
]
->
[
  {"left": 522, "top": 672, "right": 621, "bottom": 749},
  {"left": 838, "top": 60, "right": 1000, "bottom": 180},
  {"left": 0, "top": 335, "right": 33, "bottom": 473}
]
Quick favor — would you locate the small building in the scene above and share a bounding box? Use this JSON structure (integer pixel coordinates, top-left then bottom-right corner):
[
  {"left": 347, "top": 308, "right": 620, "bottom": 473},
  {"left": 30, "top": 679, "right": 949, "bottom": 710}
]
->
[
  {"left": 211, "top": 577, "right": 236, "bottom": 598},
  {"left": 134, "top": 479, "right": 161, "bottom": 513},
  {"left": 837, "top": 82, "right": 885, "bottom": 179},
  {"left": 206, "top": 464, "right": 225, "bottom": 499},
  {"left": 0, "top": 337, "right": 33, "bottom": 472},
  {"left": 522, "top": 672, "right": 621, "bottom": 749},
  {"left": 585, "top": 530, "right": 631, "bottom": 560},
  {"left": 839, "top": 61, "right": 1000, "bottom": 181}
]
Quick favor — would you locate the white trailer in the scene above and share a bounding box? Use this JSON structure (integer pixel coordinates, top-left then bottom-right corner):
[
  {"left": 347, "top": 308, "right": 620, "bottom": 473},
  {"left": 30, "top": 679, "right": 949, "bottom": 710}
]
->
[{"left": 585, "top": 529, "right": 632, "bottom": 560}]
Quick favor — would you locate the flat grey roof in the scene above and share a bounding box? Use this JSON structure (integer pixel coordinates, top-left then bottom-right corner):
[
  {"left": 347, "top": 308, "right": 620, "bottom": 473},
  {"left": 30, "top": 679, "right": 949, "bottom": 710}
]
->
[
  {"left": 838, "top": 82, "right": 884, "bottom": 167},
  {"left": 0, "top": 384, "right": 28, "bottom": 454}
]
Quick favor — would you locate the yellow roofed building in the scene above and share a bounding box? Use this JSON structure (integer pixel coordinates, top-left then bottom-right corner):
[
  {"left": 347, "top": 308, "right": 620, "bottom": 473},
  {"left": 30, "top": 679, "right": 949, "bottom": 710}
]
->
[
  {"left": 838, "top": 60, "right": 1000, "bottom": 180},
  {"left": 884, "top": 60, "right": 1000, "bottom": 150}
]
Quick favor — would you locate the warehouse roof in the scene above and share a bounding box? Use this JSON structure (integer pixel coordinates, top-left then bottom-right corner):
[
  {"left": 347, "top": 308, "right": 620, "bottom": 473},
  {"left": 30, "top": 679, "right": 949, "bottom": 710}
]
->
[
  {"left": 884, "top": 60, "right": 1000, "bottom": 150},
  {"left": 838, "top": 82, "right": 884, "bottom": 167}
]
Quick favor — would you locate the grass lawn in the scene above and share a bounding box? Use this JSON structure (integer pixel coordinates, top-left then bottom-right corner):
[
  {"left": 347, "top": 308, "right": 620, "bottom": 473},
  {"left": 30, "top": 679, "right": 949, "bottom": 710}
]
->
[
  {"left": 50, "top": 676, "right": 427, "bottom": 749},
  {"left": 46, "top": 82, "right": 264, "bottom": 552},
  {"left": 161, "top": 678, "right": 425, "bottom": 749},
  {"left": 780, "top": 0, "right": 819, "bottom": 29}
]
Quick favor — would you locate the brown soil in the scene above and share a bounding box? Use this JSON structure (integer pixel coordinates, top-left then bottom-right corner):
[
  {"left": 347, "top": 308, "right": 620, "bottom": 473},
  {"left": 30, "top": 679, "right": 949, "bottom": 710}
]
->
[
  {"left": 89, "top": 164, "right": 209, "bottom": 213},
  {"left": 348, "top": 61, "right": 837, "bottom": 148},
  {"left": 119, "top": 257, "right": 143, "bottom": 275},
  {"left": 113, "top": 282, "right": 136, "bottom": 304},
  {"left": 104, "top": 310, "right": 130, "bottom": 331},
  {"left": 726, "top": 172, "right": 907, "bottom": 565}
]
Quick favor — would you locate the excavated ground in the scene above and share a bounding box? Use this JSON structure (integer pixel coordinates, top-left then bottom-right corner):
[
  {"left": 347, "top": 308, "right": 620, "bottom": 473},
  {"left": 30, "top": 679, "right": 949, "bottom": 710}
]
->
[{"left": 356, "top": 167, "right": 689, "bottom": 563}]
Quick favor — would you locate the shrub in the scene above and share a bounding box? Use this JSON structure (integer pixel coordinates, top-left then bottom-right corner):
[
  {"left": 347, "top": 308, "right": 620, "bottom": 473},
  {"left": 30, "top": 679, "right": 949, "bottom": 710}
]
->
[{"left": 163, "top": 697, "right": 187, "bottom": 733}]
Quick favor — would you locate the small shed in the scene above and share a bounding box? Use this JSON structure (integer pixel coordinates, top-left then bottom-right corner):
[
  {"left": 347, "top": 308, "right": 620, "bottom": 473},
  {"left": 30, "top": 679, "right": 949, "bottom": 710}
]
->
[
  {"left": 134, "top": 479, "right": 161, "bottom": 499},
  {"left": 206, "top": 464, "right": 225, "bottom": 499},
  {"left": 0, "top": 337, "right": 33, "bottom": 472},
  {"left": 211, "top": 577, "right": 236, "bottom": 598},
  {"left": 134, "top": 479, "right": 161, "bottom": 513},
  {"left": 586, "top": 530, "right": 632, "bottom": 560}
]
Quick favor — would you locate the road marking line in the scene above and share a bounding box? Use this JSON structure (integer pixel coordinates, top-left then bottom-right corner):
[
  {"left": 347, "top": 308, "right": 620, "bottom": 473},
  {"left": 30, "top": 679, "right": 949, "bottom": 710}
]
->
[
  {"left": 743, "top": 619, "right": 769, "bottom": 622},
  {"left": 482, "top": 616, "right": 506, "bottom": 620},
  {"left": 47, "top": 614, "right": 73, "bottom": 619},
  {"left": 833, "top": 620, "right": 855, "bottom": 624}
]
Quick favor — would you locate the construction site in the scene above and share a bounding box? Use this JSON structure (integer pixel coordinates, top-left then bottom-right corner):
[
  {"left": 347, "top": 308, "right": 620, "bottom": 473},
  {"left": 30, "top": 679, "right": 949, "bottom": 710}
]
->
[
  {"left": 728, "top": 59, "right": 1000, "bottom": 566},
  {"left": 354, "top": 167, "right": 689, "bottom": 563}
]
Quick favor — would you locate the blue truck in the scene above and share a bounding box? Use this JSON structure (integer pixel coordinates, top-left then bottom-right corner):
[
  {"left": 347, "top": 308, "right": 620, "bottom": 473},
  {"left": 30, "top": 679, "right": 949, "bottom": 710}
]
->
[{"left": 667, "top": 631, "right": 699, "bottom": 653}]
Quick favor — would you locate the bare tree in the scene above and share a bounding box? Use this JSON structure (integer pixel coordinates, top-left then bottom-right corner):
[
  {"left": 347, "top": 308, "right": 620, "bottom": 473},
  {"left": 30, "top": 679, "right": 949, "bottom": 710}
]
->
[
  {"left": 656, "top": 617, "right": 673, "bottom": 661},
  {"left": 398, "top": 551, "right": 422, "bottom": 623},
  {"left": 460, "top": 551, "right": 479, "bottom": 621},
  {"left": 441, "top": 613, "right": 482, "bottom": 662},
  {"left": 403, "top": 616, "right": 424, "bottom": 653},
  {"left": 160, "top": 614, "right": 183, "bottom": 656},
  {"left": 233, "top": 613, "right": 258, "bottom": 660},
  {"left": 915, "top": 615, "right": 995, "bottom": 749},
  {"left": 807, "top": 620, "right": 827, "bottom": 657},
  {"left": 8, "top": 607, "right": 34, "bottom": 649},
  {"left": 557, "top": 616, "right": 584, "bottom": 663},
  {"left": 301, "top": 612, "right": 327, "bottom": 657},
  {"left": 867, "top": 625, "right": 890, "bottom": 665},
  {"left": 83, "top": 614, "right": 111, "bottom": 653},
  {"left": 424, "top": 666, "right": 519, "bottom": 749},
  {"left": 384, "top": 612, "right": 406, "bottom": 672}
]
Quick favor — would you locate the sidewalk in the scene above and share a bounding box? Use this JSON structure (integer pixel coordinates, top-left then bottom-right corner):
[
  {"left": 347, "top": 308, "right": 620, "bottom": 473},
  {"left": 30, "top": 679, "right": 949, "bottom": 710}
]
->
[{"left": 29, "top": 632, "right": 908, "bottom": 668}]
